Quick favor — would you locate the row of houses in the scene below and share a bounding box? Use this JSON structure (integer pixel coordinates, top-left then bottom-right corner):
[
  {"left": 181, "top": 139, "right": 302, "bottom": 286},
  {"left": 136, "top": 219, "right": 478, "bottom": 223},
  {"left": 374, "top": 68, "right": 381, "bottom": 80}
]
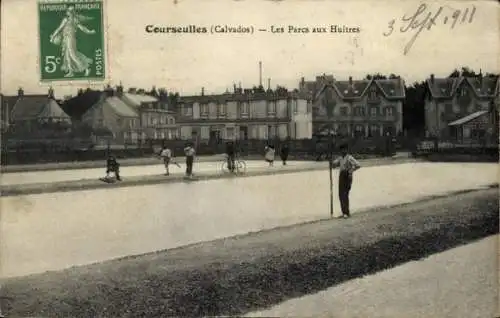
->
[{"left": 1, "top": 73, "right": 499, "bottom": 146}]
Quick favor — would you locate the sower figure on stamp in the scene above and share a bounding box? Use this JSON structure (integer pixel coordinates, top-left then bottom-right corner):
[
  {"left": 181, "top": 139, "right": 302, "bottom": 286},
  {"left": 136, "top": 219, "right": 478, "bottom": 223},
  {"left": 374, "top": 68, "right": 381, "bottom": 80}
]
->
[
  {"left": 331, "top": 143, "right": 360, "bottom": 218},
  {"left": 49, "top": 6, "right": 96, "bottom": 77}
]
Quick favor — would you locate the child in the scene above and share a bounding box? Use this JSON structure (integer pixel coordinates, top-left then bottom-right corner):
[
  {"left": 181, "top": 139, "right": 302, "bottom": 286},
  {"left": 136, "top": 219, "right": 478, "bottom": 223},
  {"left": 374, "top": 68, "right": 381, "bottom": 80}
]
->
[
  {"left": 184, "top": 143, "right": 196, "bottom": 177},
  {"left": 264, "top": 144, "right": 275, "bottom": 167},
  {"left": 159, "top": 146, "right": 172, "bottom": 175},
  {"left": 105, "top": 155, "right": 121, "bottom": 181},
  {"left": 331, "top": 144, "right": 360, "bottom": 218}
]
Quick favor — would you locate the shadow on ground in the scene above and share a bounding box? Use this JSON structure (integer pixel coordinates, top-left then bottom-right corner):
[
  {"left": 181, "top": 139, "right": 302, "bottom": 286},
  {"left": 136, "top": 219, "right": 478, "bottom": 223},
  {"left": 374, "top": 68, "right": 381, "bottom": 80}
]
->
[{"left": 2, "top": 189, "right": 499, "bottom": 317}]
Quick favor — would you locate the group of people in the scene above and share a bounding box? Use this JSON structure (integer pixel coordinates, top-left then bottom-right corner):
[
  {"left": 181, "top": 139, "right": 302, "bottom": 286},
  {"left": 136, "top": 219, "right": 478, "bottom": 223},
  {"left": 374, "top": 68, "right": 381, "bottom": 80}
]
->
[{"left": 104, "top": 141, "right": 361, "bottom": 218}]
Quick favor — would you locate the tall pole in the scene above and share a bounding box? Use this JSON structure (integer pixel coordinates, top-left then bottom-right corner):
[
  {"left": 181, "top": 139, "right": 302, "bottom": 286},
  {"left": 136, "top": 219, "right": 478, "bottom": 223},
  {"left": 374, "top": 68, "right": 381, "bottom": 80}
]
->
[
  {"left": 259, "top": 61, "right": 262, "bottom": 87},
  {"left": 329, "top": 130, "right": 334, "bottom": 218}
]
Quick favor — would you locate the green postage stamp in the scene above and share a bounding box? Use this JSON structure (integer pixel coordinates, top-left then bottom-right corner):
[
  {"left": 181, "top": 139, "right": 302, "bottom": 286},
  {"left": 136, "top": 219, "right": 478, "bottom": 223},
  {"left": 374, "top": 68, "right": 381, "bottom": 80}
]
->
[{"left": 38, "top": 0, "right": 106, "bottom": 82}]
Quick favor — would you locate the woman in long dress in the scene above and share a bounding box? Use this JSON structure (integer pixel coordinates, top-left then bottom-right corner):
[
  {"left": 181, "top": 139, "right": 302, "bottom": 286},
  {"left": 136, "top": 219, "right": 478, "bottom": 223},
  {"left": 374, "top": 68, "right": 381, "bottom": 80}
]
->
[{"left": 50, "top": 6, "right": 96, "bottom": 77}]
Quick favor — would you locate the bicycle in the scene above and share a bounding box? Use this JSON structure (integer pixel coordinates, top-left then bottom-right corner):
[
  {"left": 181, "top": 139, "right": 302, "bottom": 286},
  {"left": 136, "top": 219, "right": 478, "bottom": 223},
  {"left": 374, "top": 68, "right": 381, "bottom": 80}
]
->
[{"left": 220, "top": 154, "right": 247, "bottom": 175}]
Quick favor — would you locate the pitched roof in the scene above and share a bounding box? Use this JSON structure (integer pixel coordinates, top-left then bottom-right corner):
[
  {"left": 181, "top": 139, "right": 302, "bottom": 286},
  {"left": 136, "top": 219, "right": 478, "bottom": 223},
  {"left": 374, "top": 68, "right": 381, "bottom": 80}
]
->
[
  {"left": 38, "top": 99, "right": 71, "bottom": 120},
  {"left": 11, "top": 96, "right": 70, "bottom": 120},
  {"left": 448, "top": 110, "right": 489, "bottom": 126},
  {"left": 465, "top": 76, "right": 498, "bottom": 97},
  {"left": 314, "top": 78, "right": 405, "bottom": 101},
  {"left": 427, "top": 76, "right": 499, "bottom": 99},
  {"left": 122, "top": 92, "right": 158, "bottom": 107},
  {"left": 104, "top": 96, "right": 138, "bottom": 117}
]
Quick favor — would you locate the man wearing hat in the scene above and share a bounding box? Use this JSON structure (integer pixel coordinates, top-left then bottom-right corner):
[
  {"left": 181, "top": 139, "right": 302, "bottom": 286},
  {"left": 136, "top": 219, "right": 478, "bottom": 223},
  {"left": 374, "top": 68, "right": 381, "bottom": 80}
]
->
[{"left": 331, "top": 143, "right": 361, "bottom": 218}]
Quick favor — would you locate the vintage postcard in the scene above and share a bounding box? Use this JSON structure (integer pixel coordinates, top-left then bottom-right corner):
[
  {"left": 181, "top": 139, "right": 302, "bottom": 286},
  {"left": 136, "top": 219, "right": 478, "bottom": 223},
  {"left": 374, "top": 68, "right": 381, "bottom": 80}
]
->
[{"left": 0, "top": 0, "right": 498, "bottom": 317}]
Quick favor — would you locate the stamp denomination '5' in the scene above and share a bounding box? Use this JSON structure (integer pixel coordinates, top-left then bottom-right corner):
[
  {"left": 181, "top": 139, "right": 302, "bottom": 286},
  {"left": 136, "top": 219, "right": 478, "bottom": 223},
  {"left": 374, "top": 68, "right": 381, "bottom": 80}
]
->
[{"left": 38, "top": 0, "right": 106, "bottom": 81}]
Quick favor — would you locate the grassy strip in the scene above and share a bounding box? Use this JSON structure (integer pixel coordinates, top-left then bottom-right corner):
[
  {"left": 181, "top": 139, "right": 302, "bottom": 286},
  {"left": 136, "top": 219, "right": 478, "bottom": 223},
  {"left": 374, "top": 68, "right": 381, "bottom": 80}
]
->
[
  {"left": 1, "top": 188, "right": 498, "bottom": 317},
  {"left": 1, "top": 158, "right": 420, "bottom": 197}
]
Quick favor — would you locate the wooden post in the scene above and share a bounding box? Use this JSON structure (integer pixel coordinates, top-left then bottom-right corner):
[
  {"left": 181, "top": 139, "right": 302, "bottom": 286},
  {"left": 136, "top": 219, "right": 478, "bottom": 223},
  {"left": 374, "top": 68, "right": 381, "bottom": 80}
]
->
[{"left": 329, "top": 131, "right": 334, "bottom": 218}]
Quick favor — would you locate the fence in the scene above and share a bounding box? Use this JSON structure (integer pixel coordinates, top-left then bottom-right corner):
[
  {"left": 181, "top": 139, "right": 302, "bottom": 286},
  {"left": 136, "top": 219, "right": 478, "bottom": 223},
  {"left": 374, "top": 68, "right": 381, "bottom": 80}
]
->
[{"left": 2, "top": 135, "right": 497, "bottom": 165}]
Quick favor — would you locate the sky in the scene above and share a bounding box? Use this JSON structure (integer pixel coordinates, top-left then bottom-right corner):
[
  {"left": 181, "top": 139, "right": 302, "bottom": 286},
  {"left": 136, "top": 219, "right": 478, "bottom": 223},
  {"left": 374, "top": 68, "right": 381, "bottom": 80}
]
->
[{"left": 1, "top": 0, "right": 499, "bottom": 98}]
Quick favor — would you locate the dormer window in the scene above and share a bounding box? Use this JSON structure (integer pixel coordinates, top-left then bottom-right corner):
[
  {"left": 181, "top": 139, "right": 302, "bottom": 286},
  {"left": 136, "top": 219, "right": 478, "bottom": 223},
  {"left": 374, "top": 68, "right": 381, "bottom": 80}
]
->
[
  {"left": 369, "top": 87, "right": 377, "bottom": 99},
  {"left": 460, "top": 87, "right": 467, "bottom": 96}
]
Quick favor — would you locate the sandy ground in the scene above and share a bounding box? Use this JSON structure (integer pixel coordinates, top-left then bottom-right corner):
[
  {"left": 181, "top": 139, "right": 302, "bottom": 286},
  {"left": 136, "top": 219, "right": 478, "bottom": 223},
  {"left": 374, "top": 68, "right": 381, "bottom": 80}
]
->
[
  {"left": 247, "top": 234, "right": 499, "bottom": 318},
  {"left": 1, "top": 188, "right": 497, "bottom": 317},
  {"left": 1, "top": 159, "right": 314, "bottom": 186},
  {"left": 1, "top": 162, "right": 497, "bottom": 278}
]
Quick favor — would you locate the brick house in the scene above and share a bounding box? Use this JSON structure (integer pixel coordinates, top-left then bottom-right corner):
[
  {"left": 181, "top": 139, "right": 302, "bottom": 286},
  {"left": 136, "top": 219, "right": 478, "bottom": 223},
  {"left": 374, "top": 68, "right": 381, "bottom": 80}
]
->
[{"left": 313, "top": 76, "right": 405, "bottom": 137}]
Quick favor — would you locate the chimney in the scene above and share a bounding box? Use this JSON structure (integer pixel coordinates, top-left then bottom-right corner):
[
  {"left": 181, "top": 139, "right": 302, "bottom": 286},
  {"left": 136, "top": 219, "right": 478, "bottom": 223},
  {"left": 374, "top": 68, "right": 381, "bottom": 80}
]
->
[
  {"left": 479, "top": 69, "right": 483, "bottom": 83},
  {"left": 17, "top": 87, "right": 24, "bottom": 97},
  {"left": 201, "top": 87, "right": 205, "bottom": 96},
  {"left": 268, "top": 78, "right": 271, "bottom": 91},
  {"left": 233, "top": 83, "right": 237, "bottom": 93},
  {"left": 430, "top": 74, "right": 435, "bottom": 83},
  {"left": 349, "top": 76, "right": 353, "bottom": 84},
  {"left": 48, "top": 86, "right": 54, "bottom": 99},
  {"left": 301, "top": 77, "right": 305, "bottom": 85}
]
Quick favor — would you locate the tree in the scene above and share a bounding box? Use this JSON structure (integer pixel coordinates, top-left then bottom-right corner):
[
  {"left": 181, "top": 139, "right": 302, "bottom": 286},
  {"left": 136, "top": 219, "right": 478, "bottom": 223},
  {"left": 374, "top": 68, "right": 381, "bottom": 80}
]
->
[
  {"left": 365, "top": 73, "right": 387, "bottom": 80},
  {"left": 403, "top": 81, "right": 426, "bottom": 134}
]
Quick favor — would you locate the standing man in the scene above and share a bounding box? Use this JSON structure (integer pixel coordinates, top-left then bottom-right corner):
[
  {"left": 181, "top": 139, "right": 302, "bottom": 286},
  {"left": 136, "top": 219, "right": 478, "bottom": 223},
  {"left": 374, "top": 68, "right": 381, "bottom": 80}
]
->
[
  {"left": 159, "top": 145, "right": 172, "bottom": 175},
  {"left": 280, "top": 141, "right": 290, "bottom": 165},
  {"left": 225, "top": 140, "right": 236, "bottom": 173},
  {"left": 331, "top": 144, "right": 361, "bottom": 218},
  {"left": 184, "top": 143, "right": 196, "bottom": 177}
]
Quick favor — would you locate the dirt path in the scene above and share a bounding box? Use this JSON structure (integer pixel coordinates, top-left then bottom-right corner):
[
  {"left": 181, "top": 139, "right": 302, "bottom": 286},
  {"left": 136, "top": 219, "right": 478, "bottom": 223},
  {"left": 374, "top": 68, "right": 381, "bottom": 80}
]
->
[{"left": 1, "top": 188, "right": 498, "bottom": 317}]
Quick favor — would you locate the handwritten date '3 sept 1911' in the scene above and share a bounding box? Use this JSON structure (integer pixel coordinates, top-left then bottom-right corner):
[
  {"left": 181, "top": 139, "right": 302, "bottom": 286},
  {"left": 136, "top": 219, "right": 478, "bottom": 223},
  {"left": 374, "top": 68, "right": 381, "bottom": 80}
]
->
[{"left": 383, "top": 3, "right": 476, "bottom": 55}]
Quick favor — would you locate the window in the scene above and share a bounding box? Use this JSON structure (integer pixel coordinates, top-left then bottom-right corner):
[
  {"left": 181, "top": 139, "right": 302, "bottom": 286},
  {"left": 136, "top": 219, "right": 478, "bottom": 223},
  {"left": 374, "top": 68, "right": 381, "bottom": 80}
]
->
[
  {"left": 183, "top": 105, "right": 193, "bottom": 116},
  {"left": 226, "top": 127, "right": 235, "bottom": 139},
  {"left": 355, "top": 125, "right": 364, "bottom": 136},
  {"left": 370, "top": 87, "right": 377, "bottom": 99},
  {"left": 200, "top": 104, "right": 209, "bottom": 116},
  {"left": 167, "top": 117, "right": 174, "bottom": 125},
  {"left": 293, "top": 100, "right": 298, "bottom": 114},
  {"left": 370, "top": 107, "right": 377, "bottom": 117},
  {"left": 385, "top": 107, "right": 393, "bottom": 117},
  {"left": 370, "top": 125, "right": 379, "bottom": 136},
  {"left": 307, "top": 101, "right": 312, "bottom": 113},
  {"left": 460, "top": 87, "right": 467, "bottom": 96},
  {"left": 340, "top": 107, "right": 348, "bottom": 116},
  {"left": 218, "top": 103, "right": 227, "bottom": 116},
  {"left": 354, "top": 106, "right": 364, "bottom": 116},
  {"left": 240, "top": 102, "right": 249, "bottom": 116},
  {"left": 268, "top": 125, "right": 277, "bottom": 137},
  {"left": 268, "top": 101, "right": 276, "bottom": 115}
]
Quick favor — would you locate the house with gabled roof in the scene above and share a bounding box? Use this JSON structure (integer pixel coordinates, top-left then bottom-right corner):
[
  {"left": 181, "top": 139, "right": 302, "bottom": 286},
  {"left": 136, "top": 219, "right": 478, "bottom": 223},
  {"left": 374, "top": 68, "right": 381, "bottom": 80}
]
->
[
  {"left": 81, "top": 86, "right": 140, "bottom": 145},
  {"left": 120, "top": 86, "right": 178, "bottom": 140},
  {"left": 9, "top": 87, "right": 71, "bottom": 134},
  {"left": 313, "top": 75, "right": 405, "bottom": 137},
  {"left": 424, "top": 73, "right": 499, "bottom": 143}
]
